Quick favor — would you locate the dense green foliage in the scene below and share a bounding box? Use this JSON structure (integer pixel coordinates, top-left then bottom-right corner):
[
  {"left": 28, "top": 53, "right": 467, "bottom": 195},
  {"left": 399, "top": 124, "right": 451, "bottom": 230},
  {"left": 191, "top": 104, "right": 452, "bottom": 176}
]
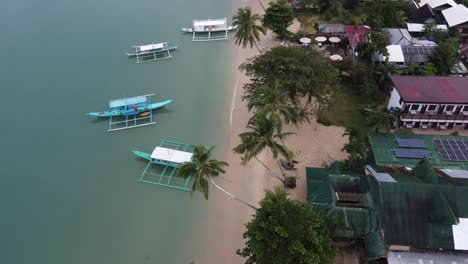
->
[
  {"left": 361, "top": 0, "right": 408, "bottom": 29},
  {"left": 241, "top": 46, "right": 339, "bottom": 106},
  {"left": 237, "top": 187, "right": 335, "bottom": 264},
  {"left": 430, "top": 38, "right": 460, "bottom": 75},
  {"left": 232, "top": 7, "right": 266, "bottom": 51},
  {"left": 178, "top": 145, "right": 228, "bottom": 199},
  {"left": 262, "top": 0, "right": 294, "bottom": 38}
]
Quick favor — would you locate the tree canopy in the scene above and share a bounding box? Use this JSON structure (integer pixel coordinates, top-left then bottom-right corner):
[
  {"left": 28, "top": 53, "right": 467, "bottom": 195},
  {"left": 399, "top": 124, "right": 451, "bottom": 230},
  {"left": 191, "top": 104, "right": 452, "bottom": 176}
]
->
[
  {"left": 241, "top": 46, "right": 339, "bottom": 106},
  {"left": 237, "top": 187, "right": 335, "bottom": 264},
  {"left": 262, "top": 0, "right": 294, "bottom": 38},
  {"left": 430, "top": 38, "right": 460, "bottom": 75}
]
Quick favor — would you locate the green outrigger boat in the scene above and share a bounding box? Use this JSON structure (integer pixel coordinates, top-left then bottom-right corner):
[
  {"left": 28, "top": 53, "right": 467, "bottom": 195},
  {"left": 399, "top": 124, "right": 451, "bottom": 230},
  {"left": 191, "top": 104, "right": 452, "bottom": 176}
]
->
[{"left": 133, "top": 140, "right": 194, "bottom": 191}]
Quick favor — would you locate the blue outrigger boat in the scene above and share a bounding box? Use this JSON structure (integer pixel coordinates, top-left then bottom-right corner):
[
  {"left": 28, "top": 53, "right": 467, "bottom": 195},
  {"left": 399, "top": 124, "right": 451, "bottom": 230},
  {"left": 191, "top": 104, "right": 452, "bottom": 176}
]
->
[
  {"left": 86, "top": 94, "right": 172, "bottom": 131},
  {"left": 126, "top": 42, "right": 177, "bottom": 63},
  {"left": 133, "top": 140, "right": 194, "bottom": 191}
]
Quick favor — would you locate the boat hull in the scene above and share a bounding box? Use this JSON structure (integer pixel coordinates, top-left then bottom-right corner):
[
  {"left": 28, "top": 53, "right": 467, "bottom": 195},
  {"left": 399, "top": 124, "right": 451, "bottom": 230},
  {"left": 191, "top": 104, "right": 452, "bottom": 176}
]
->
[
  {"left": 182, "top": 25, "right": 237, "bottom": 33},
  {"left": 132, "top": 150, "right": 182, "bottom": 167},
  {"left": 125, "top": 46, "right": 177, "bottom": 57},
  {"left": 86, "top": 99, "right": 173, "bottom": 118}
]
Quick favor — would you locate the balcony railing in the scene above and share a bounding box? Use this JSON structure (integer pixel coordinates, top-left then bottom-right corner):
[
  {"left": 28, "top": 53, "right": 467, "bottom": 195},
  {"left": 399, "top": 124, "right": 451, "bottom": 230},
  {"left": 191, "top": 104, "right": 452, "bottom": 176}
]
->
[{"left": 401, "top": 113, "right": 468, "bottom": 121}]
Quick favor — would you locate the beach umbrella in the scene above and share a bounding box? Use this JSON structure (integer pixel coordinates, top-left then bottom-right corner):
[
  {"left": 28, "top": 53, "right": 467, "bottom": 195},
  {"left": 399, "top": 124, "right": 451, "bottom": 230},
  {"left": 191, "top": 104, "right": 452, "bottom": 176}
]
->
[
  {"left": 299, "top": 37, "right": 311, "bottom": 44},
  {"left": 330, "top": 54, "right": 343, "bottom": 61},
  {"left": 315, "top": 36, "right": 327, "bottom": 42},
  {"left": 328, "top": 37, "right": 341, "bottom": 43}
]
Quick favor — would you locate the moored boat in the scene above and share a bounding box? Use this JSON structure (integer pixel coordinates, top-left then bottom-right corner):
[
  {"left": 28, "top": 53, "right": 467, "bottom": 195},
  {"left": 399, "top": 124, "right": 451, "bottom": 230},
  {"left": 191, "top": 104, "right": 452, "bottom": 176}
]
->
[
  {"left": 125, "top": 42, "right": 176, "bottom": 63},
  {"left": 182, "top": 18, "right": 236, "bottom": 41},
  {"left": 86, "top": 94, "right": 173, "bottom": 131}
]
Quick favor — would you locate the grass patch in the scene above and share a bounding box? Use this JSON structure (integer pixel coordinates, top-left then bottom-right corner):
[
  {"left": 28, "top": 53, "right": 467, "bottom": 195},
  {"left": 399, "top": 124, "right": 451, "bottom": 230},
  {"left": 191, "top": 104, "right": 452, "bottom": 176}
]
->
[
  {"left": 296, "top": 14, "right": 320, "bottom": 34},
  {"left": 317, "top": 88, "right": 370, "bottom": 139}
]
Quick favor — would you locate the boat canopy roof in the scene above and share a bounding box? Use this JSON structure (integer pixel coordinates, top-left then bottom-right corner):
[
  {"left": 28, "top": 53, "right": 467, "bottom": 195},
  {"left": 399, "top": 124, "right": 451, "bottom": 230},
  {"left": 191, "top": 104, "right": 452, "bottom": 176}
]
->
[
  {"left": 193, "top": 18, "right": 226, "bottom": 27},
  {"left": 137, "top": 43, "right": 166, "bottom": 52},
  {"left": 151, "top": 147, "right": 193, "bottom": 164},
  {"left": 109, "top": 95, "right": 150, "bottom": 108}
]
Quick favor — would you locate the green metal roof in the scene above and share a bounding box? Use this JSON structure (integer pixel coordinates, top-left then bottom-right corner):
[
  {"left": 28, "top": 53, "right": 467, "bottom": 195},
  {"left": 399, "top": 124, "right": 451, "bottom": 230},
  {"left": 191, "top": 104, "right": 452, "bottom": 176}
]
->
[
  {"left": 306, "top": 160, "right": 468, "bottom": 258},
  {"left": 369, "top": 132, "right": 468, "bottom": 169}
]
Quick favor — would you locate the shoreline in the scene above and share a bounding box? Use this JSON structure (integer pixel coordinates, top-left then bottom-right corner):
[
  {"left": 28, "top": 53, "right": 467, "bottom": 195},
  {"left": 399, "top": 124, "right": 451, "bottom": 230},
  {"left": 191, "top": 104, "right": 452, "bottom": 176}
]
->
[{"left": 197, "top": 1, "right": 350, "bottom": 262}]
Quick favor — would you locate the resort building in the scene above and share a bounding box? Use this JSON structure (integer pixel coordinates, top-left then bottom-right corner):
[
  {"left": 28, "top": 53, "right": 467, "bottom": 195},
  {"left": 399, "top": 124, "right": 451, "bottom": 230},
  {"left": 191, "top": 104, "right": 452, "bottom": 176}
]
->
[
  {"left": 387, "top": 76, "right": 468, "bottom": 130},
  {"left": 375, "top": 29, "right": 437, "bottom": 65},
  {"left": 306, "top": 159, "right": 468, "bottom": 262}
]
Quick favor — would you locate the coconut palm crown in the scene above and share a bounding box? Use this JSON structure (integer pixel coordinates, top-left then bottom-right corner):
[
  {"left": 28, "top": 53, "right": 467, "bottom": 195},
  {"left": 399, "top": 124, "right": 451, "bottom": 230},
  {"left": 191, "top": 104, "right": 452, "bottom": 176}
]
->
[
  {"left": 233, "top": 113, "right": 293, "bottom": 166},
  {"left": 178, "top": 145, "right": 229, "bottom": 200},
  {"left": 246, "top": 82, "right": 300, "bottom": 131},
  {"left": 232, "top": 7, "right": 266, "bottom": 51}
]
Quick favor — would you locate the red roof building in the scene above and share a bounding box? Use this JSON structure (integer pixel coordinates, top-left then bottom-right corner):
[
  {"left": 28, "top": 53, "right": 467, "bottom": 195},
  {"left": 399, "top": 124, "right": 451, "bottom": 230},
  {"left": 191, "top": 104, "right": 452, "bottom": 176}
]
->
[
  {"left": 345, "top": 25, "right": 370, "bottom": 49},
  {"left": 387, "top": 76, "right": 468, "bottom": 130},
  {"left": 390, "top": 76, "right": 468, "bottom": 103}
]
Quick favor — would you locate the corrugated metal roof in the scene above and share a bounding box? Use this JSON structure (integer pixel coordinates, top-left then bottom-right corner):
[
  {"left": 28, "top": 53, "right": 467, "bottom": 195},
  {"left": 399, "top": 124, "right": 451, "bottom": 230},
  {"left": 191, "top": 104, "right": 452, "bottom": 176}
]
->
[
  {"left": 307, "top": 159, "right": 468, "bottom": 254},
  {"left": 391, "top": 76, "right": 468, "bottom": 103},
  {"left": 442, "top": 4, "right": 468, "bottom": 27},
  {"left": 345, "top": 25, "right": 369, "bottom": 49}
]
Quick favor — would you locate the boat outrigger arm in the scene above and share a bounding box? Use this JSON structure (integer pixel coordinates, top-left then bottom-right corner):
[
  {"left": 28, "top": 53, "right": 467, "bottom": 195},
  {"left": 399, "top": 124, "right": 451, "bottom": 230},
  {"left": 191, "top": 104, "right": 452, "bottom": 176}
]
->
[
  {"left": 133, "top": 140, "right": 194, "bottom": 191},
  {"left": 86, "top": 94, "right": 173, "bottom": 132}
]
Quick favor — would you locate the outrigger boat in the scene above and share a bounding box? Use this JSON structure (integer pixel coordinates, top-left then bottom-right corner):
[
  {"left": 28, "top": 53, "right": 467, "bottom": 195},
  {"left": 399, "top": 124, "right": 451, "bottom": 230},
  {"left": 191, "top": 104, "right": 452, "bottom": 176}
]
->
[
  {"left": 182, "top": 18, "right": 237, "bottom": 41},
  {"left": 86, "top": 94, "right": 172, "bottom": 131},
  {"left": 125, "top": 42, "right": 177, "bottom": 63},
  {"left": 133, "top": 140, "right": 194, "bottom": 191}
]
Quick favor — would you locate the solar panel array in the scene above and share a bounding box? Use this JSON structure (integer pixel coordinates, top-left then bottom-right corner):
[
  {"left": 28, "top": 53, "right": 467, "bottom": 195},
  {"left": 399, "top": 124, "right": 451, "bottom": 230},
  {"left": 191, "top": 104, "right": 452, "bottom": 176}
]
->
[
  {"left": 394, "top": 148, "right": 431, "bottom": 159},
  {"left": 396, "top": 138, "right": 427, "bottom": 148},
  {"left": 401, "top": 46, "right": 434, "bottom": 55},
  {"left": 433, "top": 139, "right": 468, "bottom": 161}
]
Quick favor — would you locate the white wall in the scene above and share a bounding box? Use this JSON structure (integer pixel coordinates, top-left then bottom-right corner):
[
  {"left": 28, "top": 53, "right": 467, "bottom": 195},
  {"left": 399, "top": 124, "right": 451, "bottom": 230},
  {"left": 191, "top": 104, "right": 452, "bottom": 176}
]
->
[{"left": 387, "top": 87, "right": 402, "bottom": 110}]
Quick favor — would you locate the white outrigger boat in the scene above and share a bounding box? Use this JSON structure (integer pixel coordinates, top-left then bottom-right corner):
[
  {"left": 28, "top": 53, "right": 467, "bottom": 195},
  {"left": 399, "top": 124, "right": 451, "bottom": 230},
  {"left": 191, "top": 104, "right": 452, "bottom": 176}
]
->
[
  {"left": 182, "top": 18, "right": 237, "bottom": 41},
  {"left": 125, "top": 42, "right": 177, "bottom": 63}
]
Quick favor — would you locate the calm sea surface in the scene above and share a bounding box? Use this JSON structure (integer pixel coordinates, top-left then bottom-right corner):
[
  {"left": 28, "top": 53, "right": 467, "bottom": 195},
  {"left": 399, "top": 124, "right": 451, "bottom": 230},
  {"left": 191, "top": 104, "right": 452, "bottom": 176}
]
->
[{"left": 0, "top": 0, "right": 234, "bottom": 263}]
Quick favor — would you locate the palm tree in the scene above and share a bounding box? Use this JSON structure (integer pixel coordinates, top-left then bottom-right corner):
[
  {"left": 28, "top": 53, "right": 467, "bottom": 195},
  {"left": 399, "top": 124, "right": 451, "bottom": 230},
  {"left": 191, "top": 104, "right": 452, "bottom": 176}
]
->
[
  {"left": 247, "top": 82, "right": 300, "bottom": 132},
  {"left": 233, "top": 113, "right": 293, "bottom": 182},
  {"left": 232, "top": 7, "right": 266, "bottom": 52},
  {"left": 342, "top": 128, "right": 367, "bottom": 168},
  {"left": 178, "top": 145, "right": 257, "bottom": 209}
]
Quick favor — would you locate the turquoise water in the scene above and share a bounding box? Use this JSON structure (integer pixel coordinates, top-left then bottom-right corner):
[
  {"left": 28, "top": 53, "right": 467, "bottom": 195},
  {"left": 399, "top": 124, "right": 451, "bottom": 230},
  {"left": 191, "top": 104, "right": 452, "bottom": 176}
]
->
[{"left": 0, "top": 0, "right": 234, "bottom": 263}]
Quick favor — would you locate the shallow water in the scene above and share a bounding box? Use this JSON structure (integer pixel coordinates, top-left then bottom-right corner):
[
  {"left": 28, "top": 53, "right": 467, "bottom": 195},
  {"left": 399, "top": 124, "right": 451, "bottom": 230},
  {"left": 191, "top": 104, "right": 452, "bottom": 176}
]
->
[{"left": 0, "top": 0, "right": 234, "bottom": 263}]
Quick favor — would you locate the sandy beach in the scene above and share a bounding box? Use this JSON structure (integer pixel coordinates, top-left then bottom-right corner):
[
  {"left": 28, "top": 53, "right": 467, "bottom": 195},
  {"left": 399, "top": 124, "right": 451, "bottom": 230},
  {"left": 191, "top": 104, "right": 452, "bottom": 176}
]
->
[{"left": 197, "top": 1, "right": 349, "bottom": 262}]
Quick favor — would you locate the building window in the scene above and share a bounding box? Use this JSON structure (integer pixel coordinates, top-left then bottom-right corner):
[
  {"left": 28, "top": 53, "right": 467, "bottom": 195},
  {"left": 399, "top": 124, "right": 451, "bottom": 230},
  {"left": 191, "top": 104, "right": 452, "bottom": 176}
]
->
[
  {"left": 445, "top": 105, "right": 455, "bottom": 112},
  {"left": 410, "top": 104, "right": 420, "bottom": 110},
  {"left": 463, "top": 106, "right": 468, "bottom": 112},
  {"left": 455, "top": 122, "right": 463, "bottom": 126},
  {"left": 399, "top": 98, "right": 403, "bottom": 105},
  {"left": 427, "top": 105, "right": 437, "bottom": 111}
]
